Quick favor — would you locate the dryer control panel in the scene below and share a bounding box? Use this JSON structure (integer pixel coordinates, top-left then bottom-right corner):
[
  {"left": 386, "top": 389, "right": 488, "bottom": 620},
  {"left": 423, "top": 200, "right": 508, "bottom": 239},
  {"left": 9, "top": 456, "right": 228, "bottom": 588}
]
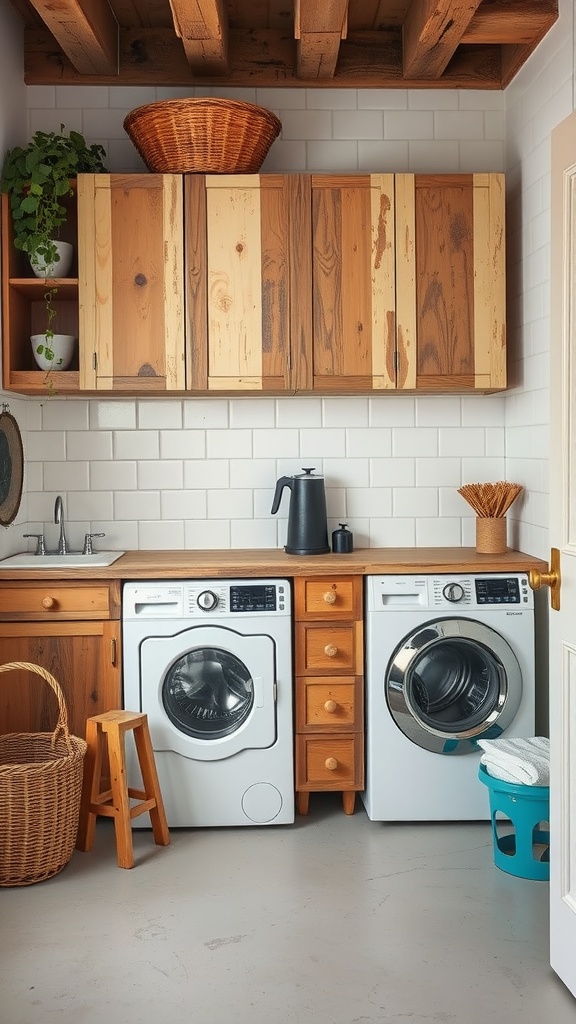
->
[{"left": 366, "top": 573, "right": 532, "bottom": 611}]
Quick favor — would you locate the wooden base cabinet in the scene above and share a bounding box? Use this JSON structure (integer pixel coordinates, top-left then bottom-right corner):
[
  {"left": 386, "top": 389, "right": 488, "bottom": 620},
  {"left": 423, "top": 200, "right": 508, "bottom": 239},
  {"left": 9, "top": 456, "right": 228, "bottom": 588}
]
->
[
  {"left": 294, "top": 576, "right": 364, "bottom": 815},
  {"left": 0, "top": 581, "right": 121, "bottom": 740}
]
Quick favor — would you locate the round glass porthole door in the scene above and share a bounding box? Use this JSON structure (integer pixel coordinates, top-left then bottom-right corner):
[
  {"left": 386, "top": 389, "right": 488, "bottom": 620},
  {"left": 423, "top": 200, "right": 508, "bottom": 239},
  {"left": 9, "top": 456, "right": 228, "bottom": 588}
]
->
[
  {"left": 385, "top": 618, "right": 523, "bottom": 754},
  {"left": 163, "top": 647, "right": 254, "bottom": 740}
]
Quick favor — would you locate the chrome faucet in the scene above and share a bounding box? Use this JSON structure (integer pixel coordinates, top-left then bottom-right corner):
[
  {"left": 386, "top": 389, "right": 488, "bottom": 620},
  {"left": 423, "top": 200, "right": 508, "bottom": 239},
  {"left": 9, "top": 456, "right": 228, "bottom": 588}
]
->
[{"left": 54, "top": 495, "right": 69, "bottom": 555}]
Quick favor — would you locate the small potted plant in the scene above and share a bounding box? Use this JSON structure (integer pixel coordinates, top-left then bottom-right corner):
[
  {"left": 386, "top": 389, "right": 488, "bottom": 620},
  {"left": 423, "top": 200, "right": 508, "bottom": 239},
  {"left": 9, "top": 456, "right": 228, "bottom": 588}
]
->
[{"left": 1, "top": 124, "right": 107, "bottom": 273}]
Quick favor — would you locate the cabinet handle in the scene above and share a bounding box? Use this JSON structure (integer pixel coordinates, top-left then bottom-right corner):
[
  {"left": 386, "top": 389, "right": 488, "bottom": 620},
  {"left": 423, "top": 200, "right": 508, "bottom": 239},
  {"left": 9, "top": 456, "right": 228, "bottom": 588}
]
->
[
  {"left": 324, "top": 699, "right": 338, "bottom": 713},
  {"left": 325, "top": 757, "right": 338, "bottom": 771},
  {"left": 323, "top": 590, "right": 337, "bottom": 605},
  {"left": 42, "top": 595, "right": 56, "bottom": 609},
  {"left": 110, "top": 637, "right": 117, "bottom": 666},
  {"left": 324, "top": 644, "right": 338, "bottom": 658}
]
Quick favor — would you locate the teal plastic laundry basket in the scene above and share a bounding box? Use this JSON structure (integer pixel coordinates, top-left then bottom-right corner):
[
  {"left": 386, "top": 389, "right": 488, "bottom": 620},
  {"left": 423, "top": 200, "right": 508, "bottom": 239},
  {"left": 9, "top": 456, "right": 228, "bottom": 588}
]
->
[{"left": 478, "top": 764, "right": 550, "bottom": 881}]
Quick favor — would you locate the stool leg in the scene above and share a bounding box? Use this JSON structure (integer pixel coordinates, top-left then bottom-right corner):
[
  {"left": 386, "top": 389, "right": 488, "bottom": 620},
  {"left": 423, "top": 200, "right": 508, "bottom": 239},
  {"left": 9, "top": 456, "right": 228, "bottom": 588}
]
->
[
  {"left": 107, "top": 724, "right": 135, "bottom": 869},
  {"left": 133, "top": 722, "right": 170, "bottom": 848},
  {"left": 76, "top": 718, "right": 102, "bottom": 852}
]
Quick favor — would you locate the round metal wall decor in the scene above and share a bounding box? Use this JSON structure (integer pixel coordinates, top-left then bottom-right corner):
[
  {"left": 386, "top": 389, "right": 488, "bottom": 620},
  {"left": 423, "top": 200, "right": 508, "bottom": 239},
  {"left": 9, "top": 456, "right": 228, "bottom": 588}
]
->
[{"left": 0, "top": 406, "right": 24, "bottom": 526}]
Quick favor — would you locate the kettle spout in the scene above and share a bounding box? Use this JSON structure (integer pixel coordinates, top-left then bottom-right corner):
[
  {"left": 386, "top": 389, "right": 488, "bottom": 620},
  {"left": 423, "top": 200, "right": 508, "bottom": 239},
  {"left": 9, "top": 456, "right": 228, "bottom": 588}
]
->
[{"left": 271, "top": 476, "right": 292, "bottom": 515}]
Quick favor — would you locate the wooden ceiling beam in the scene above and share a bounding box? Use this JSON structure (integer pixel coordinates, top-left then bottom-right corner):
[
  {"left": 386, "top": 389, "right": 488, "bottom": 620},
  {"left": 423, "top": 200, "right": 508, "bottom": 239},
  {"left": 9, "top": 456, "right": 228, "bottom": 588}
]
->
[
  {"left": 23, "top": 26, "right": 505, "bottom": 89},
  {"left": 402, "top": 0, "right": 483, "bottom": 80},
  {"left": 463, "top": 0, "right": 558, "bottom": 46},
  {"left": 294, "top": 0, "right": 348, "bottom": 79},
  {"left": 168, "top": 0, "right": 229, "bottom": 74},
  {"left": 24, "top": 0, "right": 119, "bottom": 75}
]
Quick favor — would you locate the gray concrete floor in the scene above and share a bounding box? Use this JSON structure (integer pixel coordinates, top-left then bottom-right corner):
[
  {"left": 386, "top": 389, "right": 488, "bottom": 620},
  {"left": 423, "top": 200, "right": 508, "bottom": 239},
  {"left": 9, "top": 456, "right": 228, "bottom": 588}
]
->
[{"left": 2, "top": 795, "right": 574, "bottom": 1024}]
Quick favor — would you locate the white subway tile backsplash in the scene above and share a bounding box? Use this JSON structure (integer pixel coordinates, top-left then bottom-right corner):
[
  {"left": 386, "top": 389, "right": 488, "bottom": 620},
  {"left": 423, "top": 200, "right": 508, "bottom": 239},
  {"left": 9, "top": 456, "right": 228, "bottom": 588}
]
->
[
  {"left": 42, "top": 461, "right": 89, "bottom": 491},
  {"left": 230, "top": 400, "right": 275, "bottom": 428},
  {"left": 183, "top": 400, "right": 229, "bottom": 428},
  {"left": 26, "top": 432, "right": 66, "bottom": 462},
  {"left": 334, "top": 110, "right": 383, "bottom": 139},
  {"left": 369, "top": 518, "right": 416, "bottom": 546},
  {"left": 346, "top": 487, "right": 392, "bottom": 518},
  {"left": 138, "top": 461, "right": 183, "bottom": 490},
  {"left": 300, "top": 429, "right": 346, "bottom": 458},
  {"left": 359, "top": 90, "right": 408, "bottom": 110},
  {"left": 92, "top": 460, "right": 137, "bottom": 490},
  {"left": 461, "top": 457, "right": 506, "bottom": 483},
  {"left": 138, "top": 401, "right": 183, "bottom": 429},
  {"left": 323, "top": 397, "right": 369, "bottom": 426},
  {"left": 138, "top": 521, "right": 185, "bottom": 549},
  {"left": 326, "top": 487, "right": 347, "bottom": 518},
  {"left": 370, "top": 458, "right": 415, "bottom": 487},
  {"left": 394, "top": 487, "right": 438, "bottom": 518},
  {"left": 370, "top": 397, "right": 415, "bottom": 426},
  {"left": 346, "top": 427, "right": 392, "bottom": 458},
  {"left": 358, "top": 141, "right": 409, "bottom": 171},
  {"left": 439, "top": 428, "right": 485, "bottom": 457},
  {"left": 416, "top": 457, "right": 460, "bottom": 486},
  {"left": 184, "top": 520, "right": 231, "bottom": 549},
  {"left": 90, "top": 401, "right": 137, "bottom": 430},
  {"left": 68, "top": 490, "right": 114, "bottom": 523},
  {"left": 281, "top": 110, "right": 332, "bottom": 140},
  {"left": 325, "top": 458, "right": 370, "bottom": 487},
  {"left": 416, "top": 397, "right": 461, "bottom": 426},
  {"left": 306, "top": 141, "right": 359, "bottom": 171},
  {"left": 408, "top": 141, "right": 460, "bottom": 172},
  {"left": 160, "top": 430, "right": 206, "bottom": 459},
  {"left": 231, "top": 519, "right": 277, "bottom": 548},
  {"left": 276, "top": 398, "right": 323, "bottom": 428},
  {"left": 67, "top": 431, "right": 113, "bottom": 461},
  {"left": 416, "top": 517, "right": 462, "bottom": 546},
  {"left": 393, "top": 428, "right": 438, "bottom": 457},
  {"left": 41, "top": 400, "right": 89, "bottom": 430},
  {"left": 115, "top": 491, "right": 161, "bottom": 520},
  {"left": 184, "top": 460, "right": 230, "bottom": 489},
  {"left": 230, "top": 459, "right": 277, "bottom": 488},
  {"left": 207, "top": 429, "right": 252, "bottom": 459},
  {"left": 408, "top": 90, "right": 459, "bottom": 110},
  {"left": 161, "top": 490, "right": 207, "bottom": 520},
  {"left": 114, "top": 430, "right": 160, "bottom": 460},
  {"left": 253, "top": 429, "right": 299, "bottom": 458},
  {"left": 207, "top": 489, "right": 253, "bottom": 519},
  {"left": 384, "top": 110, "right": 433, "bottom": 140}
]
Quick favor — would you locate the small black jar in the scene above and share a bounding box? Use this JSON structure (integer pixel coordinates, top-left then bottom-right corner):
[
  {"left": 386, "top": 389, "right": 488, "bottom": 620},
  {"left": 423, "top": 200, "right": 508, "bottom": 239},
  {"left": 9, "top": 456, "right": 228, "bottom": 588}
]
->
[{"left": 332, "top": 523, "right": 353, "bottom": 553}]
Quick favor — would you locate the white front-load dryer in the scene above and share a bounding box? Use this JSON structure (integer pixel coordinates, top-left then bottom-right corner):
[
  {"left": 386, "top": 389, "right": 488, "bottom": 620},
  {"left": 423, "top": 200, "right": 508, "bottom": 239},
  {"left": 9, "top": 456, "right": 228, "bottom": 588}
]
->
[
  {"left": 122, "top": 578, "right": 294, "bottom": 827},
  {"left": 362, "top": 573, "right": 535, "bottom": 821}
]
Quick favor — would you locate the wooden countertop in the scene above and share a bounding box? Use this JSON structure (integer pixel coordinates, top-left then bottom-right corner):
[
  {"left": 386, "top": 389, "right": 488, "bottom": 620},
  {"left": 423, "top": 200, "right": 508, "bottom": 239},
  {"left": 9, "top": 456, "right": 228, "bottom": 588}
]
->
[{"left": 0, "top": 547, "right": 548, "bottom": 581}]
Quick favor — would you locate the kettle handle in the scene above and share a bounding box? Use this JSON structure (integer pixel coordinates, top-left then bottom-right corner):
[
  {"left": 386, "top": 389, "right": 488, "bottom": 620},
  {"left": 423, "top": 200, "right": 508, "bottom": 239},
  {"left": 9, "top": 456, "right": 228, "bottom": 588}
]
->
[{"left": 271, "top": 476, "right": 292, "bottom": 515}]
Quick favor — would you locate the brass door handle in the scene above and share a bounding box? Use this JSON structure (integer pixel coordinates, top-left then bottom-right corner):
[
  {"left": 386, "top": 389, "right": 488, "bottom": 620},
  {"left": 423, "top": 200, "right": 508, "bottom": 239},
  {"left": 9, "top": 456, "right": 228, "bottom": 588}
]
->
[{"left": 529, "top": 547, "right": 561, "bottom": 610}]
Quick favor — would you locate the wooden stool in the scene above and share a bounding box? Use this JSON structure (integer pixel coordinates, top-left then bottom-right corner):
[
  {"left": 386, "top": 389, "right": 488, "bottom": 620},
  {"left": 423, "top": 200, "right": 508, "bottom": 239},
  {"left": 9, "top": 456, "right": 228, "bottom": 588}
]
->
[{"left": 76, "top": 710, "right": 170, "bottom": 869}]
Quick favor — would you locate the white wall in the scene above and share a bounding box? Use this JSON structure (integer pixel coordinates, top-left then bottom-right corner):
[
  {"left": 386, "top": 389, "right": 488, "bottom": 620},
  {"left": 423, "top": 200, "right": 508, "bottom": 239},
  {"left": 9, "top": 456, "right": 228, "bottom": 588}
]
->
[{"left": 0, "top": 5, "right": 571, "bottom": 556}]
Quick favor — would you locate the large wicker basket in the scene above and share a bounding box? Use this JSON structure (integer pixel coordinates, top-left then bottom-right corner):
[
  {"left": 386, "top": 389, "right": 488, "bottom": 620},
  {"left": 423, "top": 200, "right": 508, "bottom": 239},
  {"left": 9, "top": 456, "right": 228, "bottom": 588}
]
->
[
  {"left": 0, "top": 662, "right": 87, "bottom": 886},
  {"left": 123, "top": 97, "right": 282, "bottom": 174}
]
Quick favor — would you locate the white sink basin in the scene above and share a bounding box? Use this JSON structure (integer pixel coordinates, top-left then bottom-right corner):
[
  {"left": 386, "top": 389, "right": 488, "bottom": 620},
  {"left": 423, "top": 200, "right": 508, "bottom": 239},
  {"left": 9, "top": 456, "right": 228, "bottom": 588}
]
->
[{"left": 0, "top": 552, "right": 125, "bottom": 569}]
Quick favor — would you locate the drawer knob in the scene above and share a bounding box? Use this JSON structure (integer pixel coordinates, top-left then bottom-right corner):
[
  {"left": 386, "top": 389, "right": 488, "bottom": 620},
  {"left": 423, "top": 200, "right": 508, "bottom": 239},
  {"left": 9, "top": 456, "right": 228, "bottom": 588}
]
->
[
  {"left": 42, "top": 596, "right": 56, "bottom": 609},
  {"left": 323, "top": 590, "right": 337, "bottom": 605},
  {"left": 325, "top": 757, "right": 338, "bottom": 771},
  {"left": 324, "top": 699, "right": 338, "bottom": 713},
  {"left": 324, "top": 644, "right": 338, "bottom": 658}
]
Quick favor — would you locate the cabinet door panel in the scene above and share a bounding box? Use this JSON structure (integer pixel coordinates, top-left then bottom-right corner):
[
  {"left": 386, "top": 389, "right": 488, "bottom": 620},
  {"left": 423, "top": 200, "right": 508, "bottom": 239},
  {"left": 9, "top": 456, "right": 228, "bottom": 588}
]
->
[
  {"left": 79, "top": 173, "right": 185, "bottom": 391},
  {"left": 395, "top": 173, "right": 506, "bottom": 391},
  {"left": 308, "top": 174, "right": 396, "bottom": 392},
  {"left": 0, "top": 622, "right": 121, "bottom": 738},
  {"left": 188, "top": 174, "right": 293, "bottom": 393}
]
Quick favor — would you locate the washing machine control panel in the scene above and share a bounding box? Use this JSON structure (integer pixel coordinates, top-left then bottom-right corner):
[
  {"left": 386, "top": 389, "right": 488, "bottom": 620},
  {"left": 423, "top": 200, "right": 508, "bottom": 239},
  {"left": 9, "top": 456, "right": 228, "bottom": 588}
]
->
[
  {"left": 197, "top": 589, "right": 219, "bottom": 611},
  {"left": 442, "top": 582, "right": 465, "bottom": 603},
  {"left": 475, "top": 576, "right": 523, "bottom": 603}
]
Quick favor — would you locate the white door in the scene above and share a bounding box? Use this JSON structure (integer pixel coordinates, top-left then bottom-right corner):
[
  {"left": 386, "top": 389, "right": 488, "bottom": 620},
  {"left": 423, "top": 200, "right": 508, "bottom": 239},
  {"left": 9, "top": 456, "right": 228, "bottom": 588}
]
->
[{"left": 549, "top": 110, "right": 576, "bottom": 995}]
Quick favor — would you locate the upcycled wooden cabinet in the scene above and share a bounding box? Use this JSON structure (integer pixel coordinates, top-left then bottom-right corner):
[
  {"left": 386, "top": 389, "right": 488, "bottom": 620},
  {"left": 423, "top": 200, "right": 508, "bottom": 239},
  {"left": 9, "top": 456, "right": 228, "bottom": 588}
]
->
[
  {"left": 298, "top": 172, "right": 506, "bottom": 393},
  {"left": 293, "top": 576, "right": 364, "bottom": 815},
  {"left": 1, "top": 171, "right": 506, "bottom": 396},
  {"left": 0, "top": 581, "right": 122, "bottom": 741},
  {"left": 78, "top": 173, "right": 185, "bottom": 392}
]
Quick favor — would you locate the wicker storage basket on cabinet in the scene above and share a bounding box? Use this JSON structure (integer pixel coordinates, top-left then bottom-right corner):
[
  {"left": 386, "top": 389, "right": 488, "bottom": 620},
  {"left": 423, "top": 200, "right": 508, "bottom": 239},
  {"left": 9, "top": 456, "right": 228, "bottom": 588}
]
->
[{"left": 0, "top": 662, "right": 87, "bottom": 886}]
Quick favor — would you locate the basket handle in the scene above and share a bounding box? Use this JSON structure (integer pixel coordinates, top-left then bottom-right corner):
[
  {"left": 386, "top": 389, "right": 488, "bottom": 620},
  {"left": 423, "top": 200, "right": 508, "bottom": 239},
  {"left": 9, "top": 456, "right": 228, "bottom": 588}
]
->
[{"left": 0, "top": 661, "right": 73, "bottom": 754}]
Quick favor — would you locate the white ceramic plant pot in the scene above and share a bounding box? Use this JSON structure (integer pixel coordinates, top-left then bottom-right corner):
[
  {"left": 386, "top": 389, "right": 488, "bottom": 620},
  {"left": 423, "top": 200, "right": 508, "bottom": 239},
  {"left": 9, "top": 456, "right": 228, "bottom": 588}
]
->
[
  {"left": 29, "top": 240, "right": 73, "bottom": 279},
  {"left": 30, "top": 333, "right": 76, "bottom": 371}
]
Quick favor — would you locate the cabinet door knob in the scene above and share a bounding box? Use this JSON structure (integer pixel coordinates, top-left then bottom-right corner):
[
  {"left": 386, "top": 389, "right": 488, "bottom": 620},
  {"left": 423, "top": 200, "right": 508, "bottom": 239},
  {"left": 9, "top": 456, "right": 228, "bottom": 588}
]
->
[
  {"left": 324, "top": 643, "right": 338, "bottom": 658},
  {"left": 324, "top": 699, "right": 338, "bottom": 713},
  {"left": 323, "top": 590, "right": 337, "bottom": 605},
  {"left": 325, "top": 757, "right": 338, "bottom": 771},
  {"left": 42, "top": 595, "right": 56, "bottom": 609}
]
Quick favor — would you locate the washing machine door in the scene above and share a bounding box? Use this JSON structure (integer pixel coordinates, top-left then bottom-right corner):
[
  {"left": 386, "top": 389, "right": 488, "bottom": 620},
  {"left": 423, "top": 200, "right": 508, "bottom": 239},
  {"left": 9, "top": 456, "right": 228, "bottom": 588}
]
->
[
  {"left": 385, "top": 617, "right": 522, "bottom": 754},
  {"left": 140, "top": 626, "right": 277, "bottom": 761}
]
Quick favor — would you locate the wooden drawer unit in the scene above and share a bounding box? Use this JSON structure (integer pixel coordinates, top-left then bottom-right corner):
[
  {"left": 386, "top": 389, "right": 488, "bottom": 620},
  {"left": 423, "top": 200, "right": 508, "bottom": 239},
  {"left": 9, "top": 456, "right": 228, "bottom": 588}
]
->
[
  {"left": 294, "top": 576, "right": 364, "bottom": 816},
  {"left": 0, "top": 580, "right": 121, "bottom": 742}
]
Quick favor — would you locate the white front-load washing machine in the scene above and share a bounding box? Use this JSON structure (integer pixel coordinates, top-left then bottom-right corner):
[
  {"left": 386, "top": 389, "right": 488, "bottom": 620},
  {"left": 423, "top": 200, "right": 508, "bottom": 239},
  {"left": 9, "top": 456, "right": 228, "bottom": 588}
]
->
[
  {"left": 122, "top": 578, "right": 294, "bottom": 827},
  {"left": 362, "top": 573, "right": 535, "bottom": 821}
]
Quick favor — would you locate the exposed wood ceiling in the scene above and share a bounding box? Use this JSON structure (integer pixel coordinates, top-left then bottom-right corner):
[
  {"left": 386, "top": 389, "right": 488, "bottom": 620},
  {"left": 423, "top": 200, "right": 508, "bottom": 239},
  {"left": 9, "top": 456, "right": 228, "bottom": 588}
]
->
[{"left": 9, "top": 0, "right": 558, "bottom": 90}]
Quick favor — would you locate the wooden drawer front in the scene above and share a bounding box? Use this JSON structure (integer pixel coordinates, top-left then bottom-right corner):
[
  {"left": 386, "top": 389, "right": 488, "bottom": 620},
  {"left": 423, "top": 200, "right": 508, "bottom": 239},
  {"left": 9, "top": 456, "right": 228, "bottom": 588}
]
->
[
  {"left": 296, "top": 735, "right": 363, "bottom": 790},
  {"left": 296, "top": 676, "right": 362, "bottom": 732},
  {"left": 295, "top": 622, "right": 362, "bottom": 675},
  {"left": 0, "top": 583, "right": 120, "bottom": 620},
  {"left": 294, "top": 577, "right": 362, "bottom": 620}
]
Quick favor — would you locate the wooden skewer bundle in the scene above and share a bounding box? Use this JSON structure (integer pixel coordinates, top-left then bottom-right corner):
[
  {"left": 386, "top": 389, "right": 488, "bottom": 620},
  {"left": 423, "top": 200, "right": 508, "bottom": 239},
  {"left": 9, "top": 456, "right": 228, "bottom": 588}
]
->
[{"left": 457, "top": 481, "right": 523, "bottom": 518}]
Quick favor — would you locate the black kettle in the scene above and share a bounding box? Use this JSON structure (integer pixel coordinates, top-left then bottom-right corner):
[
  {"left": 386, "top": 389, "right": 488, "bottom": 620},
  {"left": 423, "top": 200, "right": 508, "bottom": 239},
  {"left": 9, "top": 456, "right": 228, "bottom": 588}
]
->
[{"left": 271, "top": 468, "right": 330, "bottom": 555}]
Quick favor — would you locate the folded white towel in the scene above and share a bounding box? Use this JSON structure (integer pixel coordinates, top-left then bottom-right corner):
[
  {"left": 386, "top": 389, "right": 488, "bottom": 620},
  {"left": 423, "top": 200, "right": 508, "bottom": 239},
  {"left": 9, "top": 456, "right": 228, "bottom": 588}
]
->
[{"left": 477, "top": 736, "right": 550, "bottom": 786}]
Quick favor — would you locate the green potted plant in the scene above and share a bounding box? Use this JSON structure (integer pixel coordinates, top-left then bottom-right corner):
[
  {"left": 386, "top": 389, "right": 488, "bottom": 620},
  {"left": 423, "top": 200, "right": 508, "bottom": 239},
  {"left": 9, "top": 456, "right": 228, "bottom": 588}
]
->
[{"left": 1, "top": 124, "right": 107, "bottom": 272}]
